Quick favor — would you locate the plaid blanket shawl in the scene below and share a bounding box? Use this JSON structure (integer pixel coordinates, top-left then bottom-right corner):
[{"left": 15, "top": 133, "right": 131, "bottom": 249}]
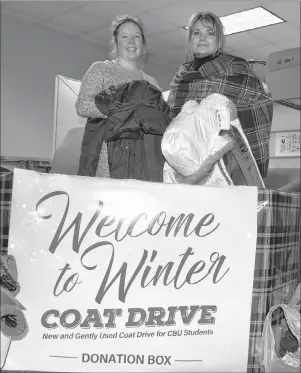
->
[{"left": 168, "top": 53, "right": 273, "bottom": 178}]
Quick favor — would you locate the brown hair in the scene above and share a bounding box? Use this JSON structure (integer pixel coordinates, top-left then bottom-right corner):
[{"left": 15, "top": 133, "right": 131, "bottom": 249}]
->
[
  {"left": 110, "top": 14, "right": 147, "bottom": 57},
  {"left": 185, "top": 12, "right": 225, "bottom": 61}
]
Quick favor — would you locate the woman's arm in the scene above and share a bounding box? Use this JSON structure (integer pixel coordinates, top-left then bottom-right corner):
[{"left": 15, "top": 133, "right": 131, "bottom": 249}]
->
[{"left": 75, "top": 62, "right": 108, "bottom": 119}]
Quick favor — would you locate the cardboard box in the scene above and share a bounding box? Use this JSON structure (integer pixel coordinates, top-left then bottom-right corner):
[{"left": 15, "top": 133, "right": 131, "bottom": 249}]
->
[{"left": 267, "top": 48, "right": 300, "bottom": 72}]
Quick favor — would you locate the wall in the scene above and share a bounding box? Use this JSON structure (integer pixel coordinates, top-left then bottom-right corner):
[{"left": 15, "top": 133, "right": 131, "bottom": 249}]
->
[
  {"left": 1, "top": 15, "right": 108, "bottom": 160},
  {"left": 265, "top": 48, "right": 300, "bottom": 173},
  {"left": 144, "top": 57, "right": 178, "bottom": 92},
  {"left": 269, "top": 102, "right": 300, "bottom": 169}
]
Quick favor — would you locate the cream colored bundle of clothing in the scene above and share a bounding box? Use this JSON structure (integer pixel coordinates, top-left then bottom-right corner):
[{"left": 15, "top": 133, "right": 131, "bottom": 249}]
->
[{"left": 162, "top": 93, "right": 253, "bottom": 187}]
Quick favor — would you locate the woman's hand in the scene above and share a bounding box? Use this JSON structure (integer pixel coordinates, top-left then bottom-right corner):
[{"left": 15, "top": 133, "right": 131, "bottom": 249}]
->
[{"left": 175, "top": 140, "right": 234, "bottom": 185}]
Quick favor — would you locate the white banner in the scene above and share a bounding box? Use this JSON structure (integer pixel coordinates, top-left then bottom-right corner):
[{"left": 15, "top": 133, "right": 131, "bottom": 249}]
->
[{"left": 4, "top": 169, "right": 258, "bottom": 372}]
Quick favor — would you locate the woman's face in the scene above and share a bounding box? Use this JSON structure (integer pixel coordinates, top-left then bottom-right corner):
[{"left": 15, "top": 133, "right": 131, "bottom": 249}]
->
[
  {"left": 116, "top": 21, "right": 144, "bottom": 61},
  {"left": 190, "top": 20, "right": 217, "bottom": 58}
]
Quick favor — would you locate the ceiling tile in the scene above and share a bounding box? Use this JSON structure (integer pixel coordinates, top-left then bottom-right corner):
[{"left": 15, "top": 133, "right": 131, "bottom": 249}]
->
[
  {"left": 290, "top": 18, "right": 300, "bottom": 28},
  {"left": 51, "top": 9, "right": 106, "bottom": 33},
  {"left": 147, "top": 55, "right": 172, "bottom": 67},
  {"left": 78, "top": 33, "right": 107, "bottom": 47},
  {"left": 126, "top": 0, "right": 177, "bottom": 13},
  {"left": 187, "top": 0, "right": 269, "bottom": 17},
  {"left": 242, "top": 0, "right": 275, "bottom": 4},
  {"left": 226, "top": 32, "right": 268, "bottom": 50},
  {"left": 89, "top": 26, "right": 112, "bottom": 43},
  {"left": 64, "top": 1, "right": 93, "bottom": 7},
  {"left": 273, "top": 37, "right": 301, "bottom": 50},
  {"left": 1, "top": 1, "right": 81, "bottom": 19},
  {"left": 240, "top": 43, "right": 281, "bottom": 60},
  {"left": 139, "top": 14, "right": 177, "bottom": 35},
  {"left": 1, "top": 7, "right": 42, "bottom": 24},
  {"left": 78, "top": 1, "right": 142, "bottom": 22},
  {"left": 147, "top": 37, "right": 169, "bottom": 54},
  {"left": 150, "top": 2, "right": 197, "bottom": 27},
  {"left": 2, "top": 0, "right": 299, "bottom": 71},
  {"left": 39, "top": 21, "right": 82, "bottom": 37},
  {"left": 249, "top": 22, "right": 299, "bottom": 42},
  {"left": 264, "top": 1, "right": 301, "bottom": 21},
  {"left": 158, "top": 47, "right": 185, "bottom": 63},
  {"left": 151, "top": 27, "right": 187, "bottom": 49},
  {"left": 229, "top": 50, "right": 252, "bottom": 60}
]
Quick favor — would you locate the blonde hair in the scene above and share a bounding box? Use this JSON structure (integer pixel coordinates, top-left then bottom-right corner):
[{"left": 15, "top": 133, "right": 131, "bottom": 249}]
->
[
  {"left": 110, "top": 14, "right": 147, "bottom": 58},
  {"left": 185, "top": 12, "right": 225, "bottom": 61}
]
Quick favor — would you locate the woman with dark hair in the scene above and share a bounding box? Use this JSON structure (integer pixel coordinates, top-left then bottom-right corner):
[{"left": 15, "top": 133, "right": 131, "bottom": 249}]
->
[
  {"left": 75, "top": 15, "right": 171, "bottom": 181},
  {"left": 168, "top": 12, "right": 273, "bottom": 183}
]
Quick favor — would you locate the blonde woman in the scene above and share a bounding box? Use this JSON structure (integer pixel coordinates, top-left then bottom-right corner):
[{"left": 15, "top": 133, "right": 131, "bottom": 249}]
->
[{"left": 168, "top": 12, "right": 273, "bottom": 179}]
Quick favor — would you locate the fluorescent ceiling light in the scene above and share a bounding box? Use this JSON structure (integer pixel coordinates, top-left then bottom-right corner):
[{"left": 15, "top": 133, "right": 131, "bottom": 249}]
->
[{"left": 183, "top": 7, "right": 284, "bottom": 35}]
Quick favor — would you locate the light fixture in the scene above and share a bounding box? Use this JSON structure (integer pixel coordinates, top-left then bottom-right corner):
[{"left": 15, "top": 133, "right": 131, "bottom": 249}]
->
[{"left": 183, "top": 7, "right": 284, "bottom": 35}]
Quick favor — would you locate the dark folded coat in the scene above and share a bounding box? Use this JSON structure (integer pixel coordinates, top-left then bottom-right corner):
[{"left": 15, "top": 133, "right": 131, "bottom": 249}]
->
[{"left": 78, "top": 80, "right": 171, "bottom": 181}]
